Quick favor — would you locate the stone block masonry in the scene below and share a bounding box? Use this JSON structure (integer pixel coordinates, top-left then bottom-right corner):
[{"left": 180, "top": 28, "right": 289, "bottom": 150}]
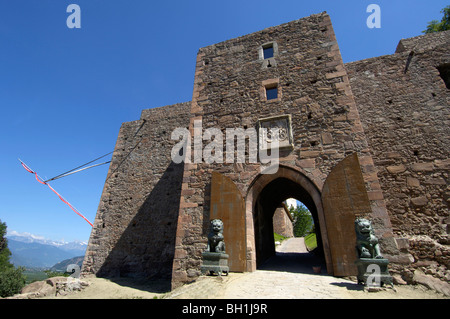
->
[
  {"left": 346, "top": 30, "right": 450, "bottom": 284},
  {"left": 82, "top": 102, "right": 191, "bottom": 280}
]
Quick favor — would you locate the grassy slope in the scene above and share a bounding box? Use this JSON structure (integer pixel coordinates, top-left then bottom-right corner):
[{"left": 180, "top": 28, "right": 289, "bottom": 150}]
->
[{"left": 304, "top": 233, "right": 317, "bottom": 251}]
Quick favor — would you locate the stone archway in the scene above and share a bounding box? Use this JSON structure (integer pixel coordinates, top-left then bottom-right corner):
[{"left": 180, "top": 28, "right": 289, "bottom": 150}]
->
[
  {"left": 245, "top": 165, "right": 333, "bottom": 274},
  {"left": 208, "top": 154, "right": 372, "bottom": 277}
]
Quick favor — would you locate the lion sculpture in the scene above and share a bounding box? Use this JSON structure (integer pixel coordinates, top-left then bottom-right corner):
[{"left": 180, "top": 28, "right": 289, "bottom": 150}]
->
[
  {"left": 355, "top": 218, "right": 383, "bottom": 259},
  {"left": 206, "top": 219, "right": 226, "bottom": 253}
]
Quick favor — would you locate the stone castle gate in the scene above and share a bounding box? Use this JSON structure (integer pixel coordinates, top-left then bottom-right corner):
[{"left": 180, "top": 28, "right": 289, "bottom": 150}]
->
[{"left": 81, "top": 12, "right": 449, "bottom": 291}]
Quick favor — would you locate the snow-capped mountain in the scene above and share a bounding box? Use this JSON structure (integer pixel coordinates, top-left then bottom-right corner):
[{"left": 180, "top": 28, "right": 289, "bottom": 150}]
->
[
  {"left": 7, "top": 231, "right": 88, "bottom": 252},
  {"left": 6, "top": 231, "right": 87, "bottom": 267}
]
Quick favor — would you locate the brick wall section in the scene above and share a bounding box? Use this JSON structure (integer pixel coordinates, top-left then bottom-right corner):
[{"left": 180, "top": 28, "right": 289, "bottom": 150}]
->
[
  {"left": 82, "top": 102, "right": 190, "bottom": 280},
  {"left": 346, "top": 33, "right": 450, "bottom": 283},
  {"left": 171, "top": 12, "right": 392, "bottom": 288}
]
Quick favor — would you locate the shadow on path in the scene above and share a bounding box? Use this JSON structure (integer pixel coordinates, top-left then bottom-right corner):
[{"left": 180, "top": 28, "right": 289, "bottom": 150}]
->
[
  {"left": 258, "top": 238, "right": 327, "bottom": 275},
  {"left": 329, "top": 281, "right": 364, "bottom": 291},
  {"left": 259, "top": 251, "right": 327, "bottom": 275}
]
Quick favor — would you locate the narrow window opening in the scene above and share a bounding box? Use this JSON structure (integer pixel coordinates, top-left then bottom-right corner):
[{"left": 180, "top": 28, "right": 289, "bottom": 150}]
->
[
  {"left": 261, "top": 79, "right": 280, "bottom": 101},
  {"left": 266, "top": 85, "right": 278, "bottom": 100},
  {"left": 263, "top": 44, "right": 274, "bottom": 59},
  {"left": 437, "top": 64, "right": 450, "bottom": 89}
]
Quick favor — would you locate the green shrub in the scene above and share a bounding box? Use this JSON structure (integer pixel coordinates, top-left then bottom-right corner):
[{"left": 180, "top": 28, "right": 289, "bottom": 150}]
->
[{"left": 0, "top": 267, "right": 26, "bottom": 297}]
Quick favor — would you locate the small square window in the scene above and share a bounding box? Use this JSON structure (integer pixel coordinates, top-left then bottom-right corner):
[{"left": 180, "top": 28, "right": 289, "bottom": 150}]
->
[
  {"left": 261, "top": 78, "right": 280, "bottom": 101},
  {"left": 266, "top": 86, "right": 278, "bottom": 100},
  {"left": 263, "top": 45, "right": 274, "bottom": 59}
]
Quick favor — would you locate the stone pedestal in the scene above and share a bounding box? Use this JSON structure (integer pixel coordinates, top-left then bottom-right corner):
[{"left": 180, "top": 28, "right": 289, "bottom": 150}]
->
[
  {"left": 355, "top": 258, "right": 393, "bottom": 287},
  {"left": 201, "top": 252, "right": 229, "bottom": 276}
]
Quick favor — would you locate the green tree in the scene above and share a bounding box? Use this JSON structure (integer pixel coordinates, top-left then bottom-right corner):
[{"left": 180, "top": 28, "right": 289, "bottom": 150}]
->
[
  {"left": 289, "top": 204, "right": 313, "bottom": 237},
  {"left": 0, "top": 220, "right": 26, "bottom": 297},
  {"left": 423, "top": 6, "right": 450, "bottom": 34},
  {"left": 0, "top": 220, "right": 13, "bottom": 272}
]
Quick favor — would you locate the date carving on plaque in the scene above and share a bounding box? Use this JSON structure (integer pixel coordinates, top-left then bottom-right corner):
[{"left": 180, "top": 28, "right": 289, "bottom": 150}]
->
[{"left": 257, "top": 115, "right": 293, "bottom": 151}]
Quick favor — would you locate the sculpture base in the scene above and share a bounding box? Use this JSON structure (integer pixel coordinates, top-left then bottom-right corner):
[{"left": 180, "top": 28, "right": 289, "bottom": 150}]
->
[
  {"left": 355, "top": 258, "right": 393, "bottom": 288},
  {"left": 201, "top": 252, "right": 229, "bottom": 276}
]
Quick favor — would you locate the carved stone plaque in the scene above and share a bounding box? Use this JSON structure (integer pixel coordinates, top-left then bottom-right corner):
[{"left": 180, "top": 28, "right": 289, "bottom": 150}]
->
[{"left": 257, "top": 115, "right": 293, "bottom": 151}]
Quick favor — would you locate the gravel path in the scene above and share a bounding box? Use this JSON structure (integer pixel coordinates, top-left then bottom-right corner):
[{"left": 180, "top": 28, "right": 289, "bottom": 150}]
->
[
  {"left": 223, "top": 238, "right": 358, "bottom": 299},
  {"left": 165, "top": 238, "right": 448, "bottom": 299}
]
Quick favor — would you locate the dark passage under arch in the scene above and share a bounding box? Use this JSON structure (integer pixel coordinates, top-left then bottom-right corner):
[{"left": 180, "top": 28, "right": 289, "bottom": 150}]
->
[{"left": 253, "top": 177, "right": 325, "bottom": 269}]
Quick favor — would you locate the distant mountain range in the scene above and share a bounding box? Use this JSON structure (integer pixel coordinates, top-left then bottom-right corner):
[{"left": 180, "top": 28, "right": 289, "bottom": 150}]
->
[{"left": 6, "top": 232, "right": 87, "bottom": 268}]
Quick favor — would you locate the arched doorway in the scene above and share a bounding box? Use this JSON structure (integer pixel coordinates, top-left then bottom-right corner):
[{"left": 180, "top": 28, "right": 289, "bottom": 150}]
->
[
  {"left": 254, "top": 177, "right": 323, "bottom": 267},
  {"left": 245, "top": 166, "right": 333, "bottom": 274},
  {"left": 208, "top": 154, "right": 370, "bottom": 277}
]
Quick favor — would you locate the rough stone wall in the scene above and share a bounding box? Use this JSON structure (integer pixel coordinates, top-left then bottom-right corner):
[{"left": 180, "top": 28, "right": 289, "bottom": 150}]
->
[
  {"left": 82, "top": 102, "right": 190, "bottom": 280},
  {"left": 346, "top": 32, "right": 450, "bottom": 284},
  {"left": 273, "top": 206, "right": 294, "bottom": 238},
  {"left": 395, "top": 30, "right": 450, "bottom": 53},
  {"left": 172, "top": 12, "right": 392, "bottom": 288}
]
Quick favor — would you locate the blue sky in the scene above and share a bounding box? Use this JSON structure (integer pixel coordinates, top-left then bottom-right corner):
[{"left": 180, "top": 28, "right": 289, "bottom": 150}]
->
[{"left": 0, "top": 0, "right": 448, "bottom": 242}]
